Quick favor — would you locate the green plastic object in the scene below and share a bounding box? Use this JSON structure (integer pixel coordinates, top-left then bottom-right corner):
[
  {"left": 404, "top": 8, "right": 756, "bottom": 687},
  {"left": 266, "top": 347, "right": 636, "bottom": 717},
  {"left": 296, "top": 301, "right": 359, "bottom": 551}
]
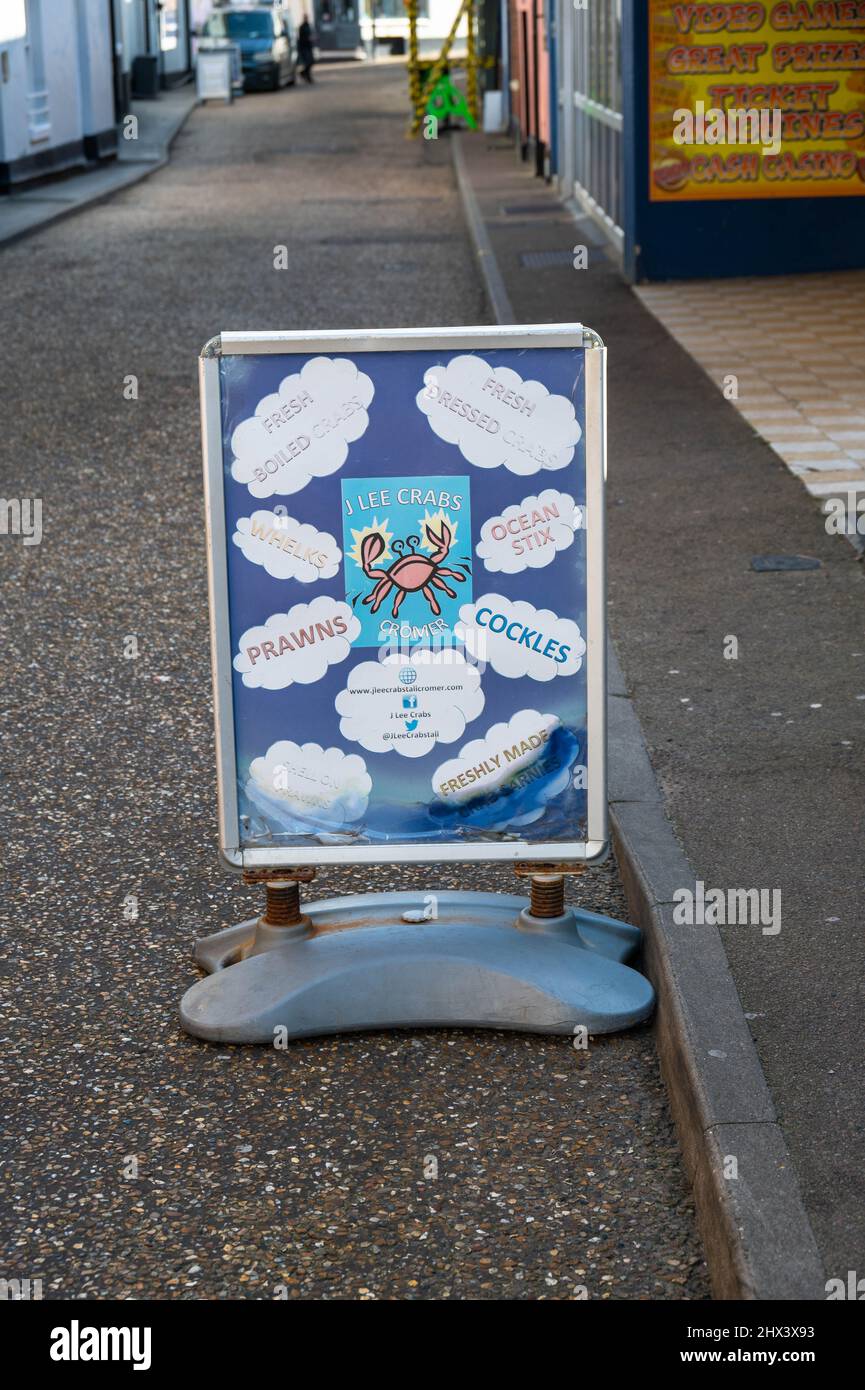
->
[{"left": 426, "top": 75, "right": 477, "bottom": 130}]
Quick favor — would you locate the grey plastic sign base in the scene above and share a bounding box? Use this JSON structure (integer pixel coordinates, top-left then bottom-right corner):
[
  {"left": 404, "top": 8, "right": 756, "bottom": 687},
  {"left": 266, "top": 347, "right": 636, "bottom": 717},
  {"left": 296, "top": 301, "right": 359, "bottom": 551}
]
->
[{"left": 179, "top": 890, "right": 655, "bottom": 1044}]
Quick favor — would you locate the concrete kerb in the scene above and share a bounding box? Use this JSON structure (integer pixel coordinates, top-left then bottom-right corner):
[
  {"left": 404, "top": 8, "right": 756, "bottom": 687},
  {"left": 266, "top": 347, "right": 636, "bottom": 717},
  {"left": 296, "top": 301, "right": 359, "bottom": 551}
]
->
[
  {"left": 450, "top": 131, "right": 516, "bottom": 325},
  {"left": 451, "top": 130, "right": 826, "bottom": 1300}
]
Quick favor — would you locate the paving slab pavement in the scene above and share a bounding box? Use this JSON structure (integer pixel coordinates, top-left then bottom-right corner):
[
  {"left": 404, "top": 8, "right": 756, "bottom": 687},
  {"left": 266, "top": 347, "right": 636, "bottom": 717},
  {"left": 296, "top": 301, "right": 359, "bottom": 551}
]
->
[
  {"left": 636, "top": 275, "right": 865, "bottom": 553},
  {"left": 455, "top": 129, "right": 864, "bottom": 1290},
  {"left": 0, "top": 64, "right": 708, "bottom": 1300}
]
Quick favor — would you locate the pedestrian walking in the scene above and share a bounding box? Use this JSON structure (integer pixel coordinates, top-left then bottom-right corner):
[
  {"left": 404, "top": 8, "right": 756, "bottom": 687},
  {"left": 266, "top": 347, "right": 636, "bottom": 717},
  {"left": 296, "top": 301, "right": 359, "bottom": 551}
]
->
[{"left": 297, "top": 16, "right": 315, "bottom": 84}]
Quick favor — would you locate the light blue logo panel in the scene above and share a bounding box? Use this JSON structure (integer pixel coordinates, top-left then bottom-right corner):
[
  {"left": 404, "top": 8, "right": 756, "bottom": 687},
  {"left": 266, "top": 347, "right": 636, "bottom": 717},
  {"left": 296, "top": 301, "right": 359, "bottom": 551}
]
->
[{"left": 341, "top": 474, "right": 473, "bottom": 647}]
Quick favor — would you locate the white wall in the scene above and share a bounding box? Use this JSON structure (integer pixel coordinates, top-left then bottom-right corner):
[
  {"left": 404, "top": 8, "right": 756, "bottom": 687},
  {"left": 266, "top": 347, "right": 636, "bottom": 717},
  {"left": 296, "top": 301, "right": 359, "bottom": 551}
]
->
[
  {"left": 0, "top": 31, "right": 31, "bottom": 165},
  {"left": 77, "top": 0, "right": 116, "bottom": 137},
  {"left": 114, "top": 0, "right": 156, "bottom": 74},
  {"left": 360, "top": 1, "right": 468, "bottom": 49},
  {"left": 160, "top": 0, "right": 190, "bottom": 75},
  {"left": 113, "top": 0, "right": 190, "bottom": 78},
  {"left": 0, "top": 0, "right": 115, "bottom": 175},
  {"left": 42, "top": 1, "right": 85, "bottom": 148}
]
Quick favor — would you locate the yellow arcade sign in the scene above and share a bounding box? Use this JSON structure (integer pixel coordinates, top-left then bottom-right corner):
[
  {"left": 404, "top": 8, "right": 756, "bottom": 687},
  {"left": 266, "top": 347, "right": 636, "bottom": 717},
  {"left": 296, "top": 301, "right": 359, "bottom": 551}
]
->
[{"left": 649, "top": 1, "right": 865, "bottom": 199}]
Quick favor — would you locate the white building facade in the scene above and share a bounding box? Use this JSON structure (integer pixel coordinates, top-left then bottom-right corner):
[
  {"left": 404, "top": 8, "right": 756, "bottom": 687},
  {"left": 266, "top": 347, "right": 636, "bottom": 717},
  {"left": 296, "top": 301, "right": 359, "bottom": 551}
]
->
[
  {"left": 0, "top": 1, "right": 195, "bottom": 192},
  {"left": 0, "top": 0, "right": 116, "bottom": 190},
  {"left": 113, "top": 0, "right": 193, "bottom": 101},
  {"left": 360, "top": 1, "right": 467, "bottom": 58}
]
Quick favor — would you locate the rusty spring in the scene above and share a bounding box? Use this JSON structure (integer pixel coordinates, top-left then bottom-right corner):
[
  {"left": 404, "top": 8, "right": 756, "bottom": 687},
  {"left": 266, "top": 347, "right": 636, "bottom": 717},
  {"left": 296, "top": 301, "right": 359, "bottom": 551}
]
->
[
  {"left": 242, "top": 869, "right": 313, "bottom": 927},
  {"left": 529, "top": 874, "right": 566, "bottom": 919},
  {"left": 262, "top": 881, "right": 302, "bottom": 926}
]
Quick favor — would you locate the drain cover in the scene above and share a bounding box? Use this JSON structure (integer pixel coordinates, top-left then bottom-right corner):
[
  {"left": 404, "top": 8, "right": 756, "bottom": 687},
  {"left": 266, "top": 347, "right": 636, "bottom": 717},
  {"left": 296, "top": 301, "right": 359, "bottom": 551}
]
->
[
  {"left": 519, "top": 249, "right": 579, "bottom": 269},
  {"left": 750, "top": 555, "right": 821, "bottom": 572}
]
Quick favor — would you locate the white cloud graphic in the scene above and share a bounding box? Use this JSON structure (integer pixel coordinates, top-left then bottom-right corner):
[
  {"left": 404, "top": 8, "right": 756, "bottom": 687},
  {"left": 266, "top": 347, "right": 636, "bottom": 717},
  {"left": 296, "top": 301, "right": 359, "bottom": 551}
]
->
[
  {"left": 246, "top": 740, "right": 371, "bottom": 830},
  {"left": 432, "top": 709, "right": 564, "bottom": 827},
  {"left": 233, "top": 510, "right": 341, "bottom": 583},
  {"left": 335, "top": 647, "right": 484, "bottom": 758},
  {"left": 230, "top": 355, "right": 374, "bottom": 499},
  {"left": 416, "top": 354, "right": 581, "bottom": 475},
  {"left": 457, "top": 593, "right": 585, "bottom": 681},
  {"left": 476, "top": 489, "right": 582, "bottom": 574},
  {"left": 234, "top": 595, "right": 359, "bottom": 690}
]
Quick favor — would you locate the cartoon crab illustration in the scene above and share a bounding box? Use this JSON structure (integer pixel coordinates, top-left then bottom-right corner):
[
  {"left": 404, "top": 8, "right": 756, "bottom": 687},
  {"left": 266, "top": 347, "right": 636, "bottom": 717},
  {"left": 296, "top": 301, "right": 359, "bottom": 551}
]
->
[{"left": 360, "top": 520, "right": 468, "bottom": 618}]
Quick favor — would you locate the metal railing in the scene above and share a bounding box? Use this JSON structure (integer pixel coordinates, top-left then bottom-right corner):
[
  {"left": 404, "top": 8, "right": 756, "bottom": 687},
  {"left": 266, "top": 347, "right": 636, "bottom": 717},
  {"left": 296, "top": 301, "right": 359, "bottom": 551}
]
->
[{"left": 563, "top": 0, "right": 623, "bottom": 255}]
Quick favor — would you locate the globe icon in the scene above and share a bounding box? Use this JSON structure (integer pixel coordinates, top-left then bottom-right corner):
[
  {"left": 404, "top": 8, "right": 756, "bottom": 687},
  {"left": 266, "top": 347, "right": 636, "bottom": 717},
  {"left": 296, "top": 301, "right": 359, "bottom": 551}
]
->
[{"left": 399, "top": 666, "right": 418, "bottom": 686}]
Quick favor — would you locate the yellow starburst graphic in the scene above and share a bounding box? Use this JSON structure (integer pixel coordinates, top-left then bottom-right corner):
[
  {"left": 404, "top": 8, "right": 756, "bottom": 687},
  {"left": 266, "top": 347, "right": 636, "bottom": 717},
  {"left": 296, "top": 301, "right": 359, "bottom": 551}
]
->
[
  {"left": 348, "top": 517, "right": 393, "bottom": 569},
  {"left": 417, "top": 509, "right": 458, "bottom": 554}
]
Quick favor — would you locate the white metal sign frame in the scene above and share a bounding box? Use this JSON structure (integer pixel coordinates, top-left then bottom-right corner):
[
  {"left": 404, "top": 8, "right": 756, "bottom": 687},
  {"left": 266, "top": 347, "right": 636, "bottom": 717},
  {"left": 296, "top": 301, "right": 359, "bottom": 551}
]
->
[{"left": 199, "top": 324, "right": 607, "bottom": 869}]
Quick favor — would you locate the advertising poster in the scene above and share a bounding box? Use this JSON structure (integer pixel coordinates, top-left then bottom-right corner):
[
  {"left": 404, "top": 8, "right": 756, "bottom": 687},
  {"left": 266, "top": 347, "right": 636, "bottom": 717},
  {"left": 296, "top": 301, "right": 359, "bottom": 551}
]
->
[
  {"left": 205, "top": 331, "right": 600, "bottom": 862},
  {"left": 649, "top": 0, "right": 865, "bottom": 200}
]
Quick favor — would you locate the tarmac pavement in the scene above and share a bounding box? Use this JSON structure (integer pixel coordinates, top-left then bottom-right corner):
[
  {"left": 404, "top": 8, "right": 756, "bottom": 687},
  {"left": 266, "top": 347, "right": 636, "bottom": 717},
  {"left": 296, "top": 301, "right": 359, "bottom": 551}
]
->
[
  {"left": 0, "top": 64, "right": 708, "bottom": 1299},
  {"left": 456, "top": 128, "right": 864, "bottom": 1288}
]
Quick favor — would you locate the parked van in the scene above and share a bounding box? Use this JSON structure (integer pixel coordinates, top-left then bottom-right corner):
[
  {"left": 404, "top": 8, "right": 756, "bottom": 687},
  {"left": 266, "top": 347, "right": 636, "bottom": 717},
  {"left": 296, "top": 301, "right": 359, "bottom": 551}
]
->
[{"left": 202, "top": 6, "right": 297, "bottom": 90}]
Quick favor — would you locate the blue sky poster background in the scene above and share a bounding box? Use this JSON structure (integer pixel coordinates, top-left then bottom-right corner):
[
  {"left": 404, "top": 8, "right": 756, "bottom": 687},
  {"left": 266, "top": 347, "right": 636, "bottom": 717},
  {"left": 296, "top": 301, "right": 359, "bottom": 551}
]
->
[
  {"left": 218, "top": 346, "right": 588, "bottom": 848},
  {"left": 340, "top": 472, "right": 473, "bottom": 647}
]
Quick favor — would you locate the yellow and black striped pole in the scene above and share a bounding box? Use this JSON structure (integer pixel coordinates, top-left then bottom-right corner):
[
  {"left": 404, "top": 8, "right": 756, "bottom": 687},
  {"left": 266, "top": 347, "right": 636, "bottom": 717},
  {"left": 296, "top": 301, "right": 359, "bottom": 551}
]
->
[
  {"left": 404, "top": 0, "right": 422, "bottom": 128},
  {"left": 408, "top": 0, "right": 471, "bottom": 136},
  {"left": 465, "top": 0, "right": 479, "bottom": 129}
]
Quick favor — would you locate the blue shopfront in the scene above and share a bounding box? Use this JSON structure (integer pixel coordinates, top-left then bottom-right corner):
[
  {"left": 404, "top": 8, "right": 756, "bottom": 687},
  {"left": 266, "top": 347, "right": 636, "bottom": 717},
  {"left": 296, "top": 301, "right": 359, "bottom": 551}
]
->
[{"left": 553, "top": 1, "right": 865, "bottom": 281}]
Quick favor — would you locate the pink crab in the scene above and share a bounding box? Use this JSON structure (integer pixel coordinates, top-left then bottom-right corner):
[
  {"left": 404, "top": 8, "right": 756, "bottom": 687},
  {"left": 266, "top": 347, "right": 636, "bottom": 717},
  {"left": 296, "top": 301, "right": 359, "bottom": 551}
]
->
[{"left": 360, "top": 520, "right": 467, "bottom": 618}]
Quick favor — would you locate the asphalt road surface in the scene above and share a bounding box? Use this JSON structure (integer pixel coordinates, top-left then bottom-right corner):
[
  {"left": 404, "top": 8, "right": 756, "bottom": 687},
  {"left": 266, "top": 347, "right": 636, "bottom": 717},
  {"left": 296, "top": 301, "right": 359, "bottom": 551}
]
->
[{"left": 0, "top": 63, "right": 708, "bottom": 1299}]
